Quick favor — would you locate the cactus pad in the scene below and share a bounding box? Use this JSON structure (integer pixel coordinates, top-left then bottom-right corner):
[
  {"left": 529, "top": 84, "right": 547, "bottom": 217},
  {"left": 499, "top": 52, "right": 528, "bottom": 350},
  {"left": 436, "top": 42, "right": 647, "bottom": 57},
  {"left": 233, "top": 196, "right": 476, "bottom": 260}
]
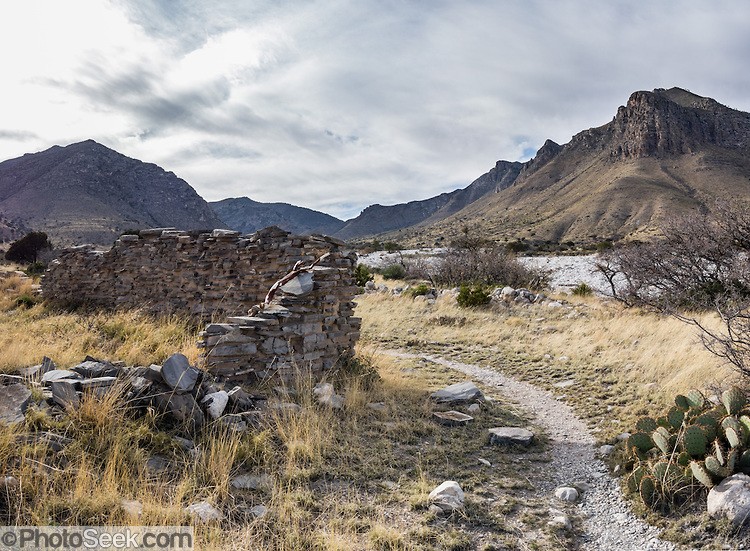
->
[
  {"left": 726, "top": 427, "right": 742, "bottom": 449},
  {"left": 674, "top": 394, "right": 690, "bottom": 411},
  {"left": 728, "top": 447, "right": 740, "bottom": 473},
  {"left": 722, "top": 386, "right": 747, "bottom": 416},
  {"left": 667, "top": 407, "right": 685, "bottom": 430},
  {"left": 639, "top": 475, "right": 658, "bottom": 507},
  {"left": 627, "top": 432, "right": 654, "bottom": 452},
  {"left": 683, "top": 425, "right": 708, "bottom": 457},
  {"left": 652, "top": 430, "right": 670, "bottom": 455},
  {"left": 694, "top": 415, "right": 719, "bottom": 441},
  {"left": 705, "top": 455, "right": 727, "bottom": 477},
  {"left": 677, "top": 451, "right": 691, "bottom": 467},
  {"left": 690, "top": 461, "right": 715, "bottom": 488},
  {"left": 636, "top": 417, "right": 658, "bottom": 433},
  {"left": 687, "top": 389, "right": 706, "bottom": 409}
]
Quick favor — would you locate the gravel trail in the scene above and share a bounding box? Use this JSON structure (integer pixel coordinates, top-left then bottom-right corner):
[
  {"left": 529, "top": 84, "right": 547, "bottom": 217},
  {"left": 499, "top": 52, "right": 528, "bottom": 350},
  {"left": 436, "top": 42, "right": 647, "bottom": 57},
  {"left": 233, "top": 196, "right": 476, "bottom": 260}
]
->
[{"left": 383, "top": 350, "right": 675, "bottom": 551}]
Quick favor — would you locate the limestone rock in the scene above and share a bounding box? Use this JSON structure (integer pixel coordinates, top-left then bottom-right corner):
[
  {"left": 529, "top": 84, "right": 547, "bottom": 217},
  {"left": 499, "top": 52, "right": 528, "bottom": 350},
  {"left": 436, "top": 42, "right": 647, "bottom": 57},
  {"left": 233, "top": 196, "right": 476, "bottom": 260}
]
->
[
  {"left": 280, "top": 272, "right": 314, "bottom": 296},
  {"left": 249, "top": 505, "right": 268, "bottom": 518},
  {"left": 313, "top": 382, "right": 344, "bottom": 410},
  {"left": 707, "top": 473, "right": 750, "bottom": 527},
  {"left": 41, "top": 370, "right": 80, "bottom": 384},
  {"left": 488, "top": 427, "right": 534, "bottom": 446},
  {"left": 554, "top": 486, "right": 579, "bottom": 502},
  {"left": 431, "top": 381, "right": 484, "bottom": 404},
  {"left": 202, "top": 390, "right": 229, "bottom": 419},
  {"left": 231, "top": 473, "right": 273, "bottom": 492},
  {"left": 432, "top": 410, "right": 473, "bottom": 426},
  {"left": 186, "top": 501, "right": 223, "bottom": 523},
  {"left": 121, "top": 499, "right": 143, "bottom": 517},
  {"left": 0, "top": 383, "right": 32, "bottom": 426},
  {"left": 428, "top": 480, "right": 465, "bottom": 513},
  {"left": 161, "top": 354, "right": 201, "bottom": 393},
  {"left": 51, "top": 380, "right": 80, "bottom": 410}
]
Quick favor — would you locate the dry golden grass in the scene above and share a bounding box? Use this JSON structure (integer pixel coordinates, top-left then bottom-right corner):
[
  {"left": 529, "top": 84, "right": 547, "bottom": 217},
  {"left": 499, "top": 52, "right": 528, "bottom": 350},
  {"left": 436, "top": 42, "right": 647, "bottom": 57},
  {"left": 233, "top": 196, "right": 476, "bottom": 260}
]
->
[{"left": 355, "top": 287, "right": 734, "bottom": 435}]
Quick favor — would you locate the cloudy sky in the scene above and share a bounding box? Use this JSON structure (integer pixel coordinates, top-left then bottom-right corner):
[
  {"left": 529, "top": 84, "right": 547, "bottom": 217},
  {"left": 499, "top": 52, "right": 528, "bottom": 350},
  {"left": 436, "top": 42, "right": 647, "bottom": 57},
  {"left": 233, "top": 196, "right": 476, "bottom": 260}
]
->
[{"left": 1, "top": 1, "right": 749, "bottom": 220}]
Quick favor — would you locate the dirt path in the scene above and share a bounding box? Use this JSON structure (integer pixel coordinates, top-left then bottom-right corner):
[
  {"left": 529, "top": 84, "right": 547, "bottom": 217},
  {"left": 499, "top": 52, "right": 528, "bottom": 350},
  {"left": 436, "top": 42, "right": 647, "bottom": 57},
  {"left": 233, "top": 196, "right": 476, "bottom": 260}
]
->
[{"left": 383, "top": 349, "right": 675, "bottom": 551}]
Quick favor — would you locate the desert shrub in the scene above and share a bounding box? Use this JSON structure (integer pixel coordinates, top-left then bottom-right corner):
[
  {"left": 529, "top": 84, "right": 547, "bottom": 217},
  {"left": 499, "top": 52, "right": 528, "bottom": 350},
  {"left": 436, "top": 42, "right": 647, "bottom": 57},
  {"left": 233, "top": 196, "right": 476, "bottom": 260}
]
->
[
  {"left": 596, "top": 201, "right": 750, "bottom": 377},
  {"left": 433, "top": 245, "right": 546, "bottom": 289},
  {"left": 14, "top": 294, "right": 38, "bottom": 309},
  {"left": 571, "top": 282, "right": 593, "bottom": 297},
  {"left": 506, "top": 240, "right": 530, "bottom": 253},
  {"left": 383, "top": 241, "right": 402, "bottom": 253},
  {"left": 381, "top": 264, "right": 406, "bottom": 280},
  {"left": 23, "top": 261, "right": 47, "bottom": 276},
  {"left": 5, "top": 231, "right": 52, "bottom": 263},
  {"left": 354, "top": 264, "right": 374, "bottom": 287},
  {"left": 407, "top": 283, "right": 432, "bottom": 297},
  {"left": 456, "top": 285, "right": 491, "bottom": 308}
]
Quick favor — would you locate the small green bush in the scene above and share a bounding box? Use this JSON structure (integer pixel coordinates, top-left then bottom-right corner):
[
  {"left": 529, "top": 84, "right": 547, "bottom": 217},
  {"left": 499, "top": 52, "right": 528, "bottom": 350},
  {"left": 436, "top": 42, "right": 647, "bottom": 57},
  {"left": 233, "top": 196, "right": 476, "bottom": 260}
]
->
[
  {"left": 14, "top": 294, "right": 38, "bottom": 309},
  {"left": 407, "top": 284, "right": 431, "bottom": 297},
  {"left": 571, "top": 282, "right": 593, "bottom": 296},
  {"left": 381, "top": 264, "right": 406, "bottom": 280},
  {"left": 23, "top": 261, "right": 47, "bottom": 276},
  {"left": 456, "top": 285, "right": 491, "bottom": 308},
  {"left": 354, "top": 264, "right": 374, "bottom": 287}
]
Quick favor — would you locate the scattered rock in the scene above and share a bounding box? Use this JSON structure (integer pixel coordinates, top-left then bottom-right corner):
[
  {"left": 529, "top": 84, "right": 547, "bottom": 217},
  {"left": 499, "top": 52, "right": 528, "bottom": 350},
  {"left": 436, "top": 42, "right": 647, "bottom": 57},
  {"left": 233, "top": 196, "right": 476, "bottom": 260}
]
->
[
  {"left": 432, "top": 410, "right": 473, "bottom": 426},
  {"left": 467, "top": 403, "right": 481, "bottom": 414},
  {"left": 151, "top": 390, "right": 204, "bottom": 429},
  {"left": 428, "top": 504, "right": 444, "bottom": 517},
  {"left": 0, "top": 476, "right": 19, "bottom": 491},
  {"left": 367, "top": 402, "right": 387, "bottom": 412},
  {"left": 555, "top": 486, "right": 579, "bottom": 502},
  {"left": 145, "top": 455, "right": 171, "bottom": 474},
  {"left": 202, "top": 390, "right": 229, "bottom": 419},
  {"left": 231, "top": 473, "right": 273, "bottom": 492},
  {"left": 161, "top": 353, "right": 201, "bottom": 393},
  {"left": 19, "top": 356, "right": 56, "bottom": 379},
  {"left": 313, "top": 382, "right": 344, "bottom": 410},
  {"left": 227, "top": 386, "right": 255, "bottom": 411},
  {"left": 598, "top": 445, "right": 615, "bottom": 456},
  {"left": 707, "top": 473, "right": 750, "bottom": 527},
  {"left": 186, "top": 501, "right": 223, "bottom": 523},
  {"left": 249, "top": 505, "right": 268, "bottom": 518},
  {"left": 477, "top": 458, "right": 492, "bottom": 467},
  {"left": 553, "top": 379, "right": 576, "bottom": 388},
  {"left": 549, "top": 514, "right": 573, "bottom": 530},
  {"left": 121, "top": 499, "right": 143, "bottom": 517},
  {"left": 51, "top": 380, "right": 80, "bottom": 410},
  {"left": 616, "top": 432, "right": 631, "bottom": 442},
  {"left": 72, "top": 360, "right": 121, "bottom": 378},
  {"left": 431, "top": 381, "right": 484, "bottom": 404},
  {"left": 41, "top": 370, "right": 80, "bottom": 384},
  {"left": 488, "top": 427, "right": 534, "bottom": 446},
  {"left": 269, "top": 402, "right": 302, "bottom": 414},
  {"left": 428, "top": 480, "right": 465, "bottom": 513},
  {"left": 0, "top": 383, "right": 32, "bottom": 426}
]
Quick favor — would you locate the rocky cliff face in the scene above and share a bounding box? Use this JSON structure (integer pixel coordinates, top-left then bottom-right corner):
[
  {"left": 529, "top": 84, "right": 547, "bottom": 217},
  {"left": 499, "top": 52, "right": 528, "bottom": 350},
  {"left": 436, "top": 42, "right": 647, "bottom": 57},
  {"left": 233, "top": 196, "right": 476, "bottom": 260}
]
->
[
  {"left": 390, "top": 87, "right": 750, "bottom": 245},
  {"left": 210, "top": 197, "right": 345, "bottom": 236},
  {"left": 0, "top": 140, "right": 224, "bottom": 245}
]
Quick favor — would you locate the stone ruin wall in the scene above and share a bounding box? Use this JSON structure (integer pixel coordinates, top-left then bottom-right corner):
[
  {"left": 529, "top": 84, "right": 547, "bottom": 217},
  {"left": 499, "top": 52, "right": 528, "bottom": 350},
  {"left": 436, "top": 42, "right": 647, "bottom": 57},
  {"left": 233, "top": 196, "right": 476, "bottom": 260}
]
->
[{"left": 42, "top": 226, "right": 361, "bottom": 381}]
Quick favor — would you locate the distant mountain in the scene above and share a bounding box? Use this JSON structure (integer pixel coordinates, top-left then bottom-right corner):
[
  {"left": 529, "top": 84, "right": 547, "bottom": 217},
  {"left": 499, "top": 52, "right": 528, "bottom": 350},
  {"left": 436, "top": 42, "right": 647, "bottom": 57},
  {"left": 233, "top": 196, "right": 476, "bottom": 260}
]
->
[
  {"left": 0, "top": 140, "right": 224, "bottom": 245},
  {"left": 210, "top": 197, "right": 345, "bottom": 236},
  {"left": 333, "top": 160, "right": 522, "bottom": 240},
  {"left": 389, "top": 87, "right": 750, "bottom": 245}
]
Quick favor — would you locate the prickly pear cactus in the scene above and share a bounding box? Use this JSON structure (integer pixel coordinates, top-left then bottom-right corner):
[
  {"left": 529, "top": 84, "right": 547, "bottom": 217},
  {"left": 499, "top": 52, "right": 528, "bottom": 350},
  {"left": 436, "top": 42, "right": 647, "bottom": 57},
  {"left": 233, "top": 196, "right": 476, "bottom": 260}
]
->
[
  {"left": 667, "top": 407, "right": 684, "bottom": 430},
  {"left": 689, "top": 460, "right": 714, "bottom": 488},
  {"left": 639, "top": 475, "right": 658, "bottom": 507},
  {"left": 674, "top": 394, "right": 690, "bottom": 411},
  {"left": 687, "top": 389, "right": 706, "bottom": 409},
  {"left": 636, "top": 417, "right": 658, "bottom": 433},
  {"left": 683, "top": 425, "right": 708, "bottom": 457},
  {"left": 722, "top": 386, "right": 747, "bottom": 416},
  {"left": 627, "top": 432, "right": 654, "bottom": 453}
]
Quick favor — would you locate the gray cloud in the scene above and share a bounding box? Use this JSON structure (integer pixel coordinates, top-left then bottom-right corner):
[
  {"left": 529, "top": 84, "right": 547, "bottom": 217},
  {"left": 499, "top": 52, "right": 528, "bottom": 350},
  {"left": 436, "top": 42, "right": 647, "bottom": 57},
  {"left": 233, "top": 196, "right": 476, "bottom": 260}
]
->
[
  {"left": 4, "top": 0, "right": 750, "bottom": 220},
  {"left": 0, "top": 130, "right": 38, "bottom": 141}
]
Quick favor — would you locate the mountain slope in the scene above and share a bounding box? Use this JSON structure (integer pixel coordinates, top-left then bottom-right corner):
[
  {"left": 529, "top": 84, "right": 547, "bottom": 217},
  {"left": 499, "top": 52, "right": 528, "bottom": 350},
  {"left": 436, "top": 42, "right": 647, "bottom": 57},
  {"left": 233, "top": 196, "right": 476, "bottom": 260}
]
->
[
  {"left": 333, "top": 160, "right": 522, "bottom": 240},
  {"left": 210, "top": 197, "right": 344, "bottom": 236},
  {"left": 397, "top": 87, "right": 750, "bottom": 245},
  {"left": 0, "top": 140, "right": 224, "bottom": 245}
]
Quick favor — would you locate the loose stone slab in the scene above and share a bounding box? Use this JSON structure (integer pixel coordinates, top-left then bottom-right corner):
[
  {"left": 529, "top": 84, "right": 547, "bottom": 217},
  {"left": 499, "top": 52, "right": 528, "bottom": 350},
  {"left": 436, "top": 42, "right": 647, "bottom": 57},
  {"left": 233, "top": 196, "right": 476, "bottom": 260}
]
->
[
  {"left": 161, "top": 353, "right": 200, "bottom": 393},
  {"left": 431, "top": 381, "right": 484, "bottom": 404},
  {"left": 433, "top": 410, "right": 474, "bottom": 426},
  {"left": 186, "top": 501, "right": 223, "bottom": 523},
  {"left": 231, "top": 473, "right": 273, "bottom": 491},
  {"left": 51, "top": 380, "right": 80, "bottom": 410},
  {"left": 41, "top": 370, "right": 81, "bottom": 385},
  {"left": 488, "top": 427, "right": 535, "bottom": 446},
  {"left": 555, "top": 486, "right": 579, "bottom": 502},
  {"left": 0, "top": 383, "right": 32, "bottom": 425}
]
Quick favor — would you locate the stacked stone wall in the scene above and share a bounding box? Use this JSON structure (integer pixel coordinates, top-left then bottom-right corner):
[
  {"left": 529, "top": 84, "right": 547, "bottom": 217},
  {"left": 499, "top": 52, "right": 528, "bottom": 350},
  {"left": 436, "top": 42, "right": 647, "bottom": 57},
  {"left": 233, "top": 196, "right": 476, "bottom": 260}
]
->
[{"left": 42, "top": 226, "right": 360, "bottom": 381}]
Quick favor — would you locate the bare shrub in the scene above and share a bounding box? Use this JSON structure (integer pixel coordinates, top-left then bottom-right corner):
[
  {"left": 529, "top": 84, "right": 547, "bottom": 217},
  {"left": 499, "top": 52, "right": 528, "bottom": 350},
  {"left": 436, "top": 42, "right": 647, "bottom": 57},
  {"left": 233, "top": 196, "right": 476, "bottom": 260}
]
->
[
  {"left": 432, "top": 237, "right": 546, "bottom": 289},
  {"left": 596, "top": 200, "right": 750, "bottom": 377}
]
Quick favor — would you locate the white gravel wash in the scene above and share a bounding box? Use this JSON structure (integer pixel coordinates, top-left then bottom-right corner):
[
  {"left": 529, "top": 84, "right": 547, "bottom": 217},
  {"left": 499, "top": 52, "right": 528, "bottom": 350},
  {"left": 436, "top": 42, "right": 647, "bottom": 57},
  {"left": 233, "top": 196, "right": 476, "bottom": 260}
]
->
[{"left": 384, "top": 350, "right": 674, "bottom": 551}]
